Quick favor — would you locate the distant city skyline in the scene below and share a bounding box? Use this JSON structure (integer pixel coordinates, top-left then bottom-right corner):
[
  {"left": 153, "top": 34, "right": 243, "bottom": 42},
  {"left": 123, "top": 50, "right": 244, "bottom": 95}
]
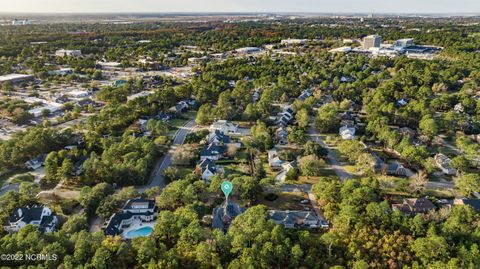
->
[{"left": 2, "top": 0, "right": 480, "bottom": 14}]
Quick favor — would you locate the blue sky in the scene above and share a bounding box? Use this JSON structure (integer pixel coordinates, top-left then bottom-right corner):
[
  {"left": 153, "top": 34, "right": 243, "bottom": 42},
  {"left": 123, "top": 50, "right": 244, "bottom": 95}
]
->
[{"left": 2, "top": 0, "right": 479, "bottom": 13}]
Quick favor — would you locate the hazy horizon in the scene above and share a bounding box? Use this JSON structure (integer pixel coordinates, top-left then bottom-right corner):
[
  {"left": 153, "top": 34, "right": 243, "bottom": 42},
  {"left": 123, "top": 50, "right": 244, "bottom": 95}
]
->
[{"left": 2, "top": 0, "right": 479, "bottom": 14}]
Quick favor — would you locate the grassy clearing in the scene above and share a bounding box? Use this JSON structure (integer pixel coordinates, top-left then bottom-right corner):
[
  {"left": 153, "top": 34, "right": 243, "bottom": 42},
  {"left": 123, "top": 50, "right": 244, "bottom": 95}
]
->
[{"left": 257, "top": 192, "right": 308, "bottom": 210}]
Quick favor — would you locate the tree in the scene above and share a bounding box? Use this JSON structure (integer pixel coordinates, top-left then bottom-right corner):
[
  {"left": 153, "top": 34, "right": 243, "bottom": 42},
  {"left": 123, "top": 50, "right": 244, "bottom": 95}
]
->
[
  {"left": 61, "top": 214, "right": 88, "bottom": 235},
  {"left": 196, "top": 104, "right": 214, "bottom": 125},
  {"left": 456, "top": 173, "right": 480, "bottom": 198},
  {"left": 451, "top": 155, "right": 470, "bottom": 174},
  {"left": 338, "top": 140, "right": 364, "bottom": 163},
  {"left": 19, "top": 182, "right": 40, "bottom": 204},
  {"left": 285, "top": 167, "right": 300, "bottom": 181},
  {"left": 171, "top": 145, "right": 197, "bottom": 165},
  {"left": 411, "top": 233, "right": 448, "bottom": 265},
  {"left": 299, "top": 155, "right": 324, "bottom": 177},
  {"left": 296, "top": 108, "right": 309, "bottom": 129},
  {"left": 355, "top": 153, "right": 376, "bottom": 175},
  {"left": 419, "top": 115, "right": 439, "bottom": 137},
  {"left": 303, "top": 141, "right": 328, "bottom": 158},
  {"left": 287, "top": 127, "right": 306, "bottom": 145},
  {"left": 410, "top": 170, "right": 428, "bottom": 195},
  {"left": 316, "top": 102, "right": 339, "bottom": 132}
]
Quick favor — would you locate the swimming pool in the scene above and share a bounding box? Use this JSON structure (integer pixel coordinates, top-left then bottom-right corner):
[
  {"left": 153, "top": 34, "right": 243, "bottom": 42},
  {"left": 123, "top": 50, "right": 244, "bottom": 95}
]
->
[{"left": 125, "top": 226, "right": 153, "bottom": 239}]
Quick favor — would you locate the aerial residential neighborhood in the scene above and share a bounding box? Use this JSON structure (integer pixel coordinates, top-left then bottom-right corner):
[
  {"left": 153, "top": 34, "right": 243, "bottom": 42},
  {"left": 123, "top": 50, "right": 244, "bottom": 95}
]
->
[{"left": 0, "top": 1, "right": 480, "bottom": 268}]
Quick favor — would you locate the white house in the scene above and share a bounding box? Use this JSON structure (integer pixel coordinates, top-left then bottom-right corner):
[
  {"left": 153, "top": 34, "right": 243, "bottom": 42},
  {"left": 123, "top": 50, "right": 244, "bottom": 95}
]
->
[
  {"left": 55, "top": 49, "right": 82, "bottom": 58},
  {"left": 5, "top": 206, "right": 58, "bottom": 233},
  {"left": 267, "top": 149, "right": 284, "bottom": 169},
  {"left": 104, "top": 198, "right": 157, "bottom": 236},
  {"left": 210, "top": 120, "right": 238, "bottom": 134},
  {"left": 339, "top": 126, "right": 356, "bottom": 140}
]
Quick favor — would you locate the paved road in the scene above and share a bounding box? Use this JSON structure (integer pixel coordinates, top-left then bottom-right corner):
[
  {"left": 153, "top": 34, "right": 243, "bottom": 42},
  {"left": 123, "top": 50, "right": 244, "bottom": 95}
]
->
[
  {"left": 137, "top": 119, "right": 197, "bottom": 192},
  {"left": 0, "top": 183, "right": 20, "bottom": 196},
  {"left": 307, "top": 123, "right": 352, "bottom": 181}
]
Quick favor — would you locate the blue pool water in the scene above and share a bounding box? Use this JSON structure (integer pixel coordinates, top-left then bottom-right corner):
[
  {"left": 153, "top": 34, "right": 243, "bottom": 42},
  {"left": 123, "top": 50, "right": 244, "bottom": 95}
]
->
[{"left": 125, "top": 226, "right": 153, "bottom": 239}]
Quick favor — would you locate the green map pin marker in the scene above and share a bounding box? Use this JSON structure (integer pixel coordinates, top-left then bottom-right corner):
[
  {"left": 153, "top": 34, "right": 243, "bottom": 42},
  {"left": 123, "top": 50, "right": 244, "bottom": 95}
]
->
[{"left": 221, "top": 181, "right": 233, "bottom": 198}]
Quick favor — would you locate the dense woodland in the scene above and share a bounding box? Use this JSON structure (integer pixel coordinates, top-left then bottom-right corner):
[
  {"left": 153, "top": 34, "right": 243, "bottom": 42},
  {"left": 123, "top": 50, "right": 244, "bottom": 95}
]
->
[{"left": 0, "top": 17, "right": 480, "bottom": 268}]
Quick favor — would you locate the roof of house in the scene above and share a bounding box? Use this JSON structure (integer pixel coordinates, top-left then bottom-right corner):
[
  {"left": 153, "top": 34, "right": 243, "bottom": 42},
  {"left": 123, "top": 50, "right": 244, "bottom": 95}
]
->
[
  {"left": 405, "top": 197, "right": 435, "bottom": 211},
  {"left": 268, "top": 210, "right": 318, "bottom": 227},
  {"left": 123, "top": 198, "right": 156, "bottom": 211},
  {"left": 454, "top": 198, "right": 480, "bottom": 211},
  {"left": 393, "top": 197, "right": 435, "bottom": 214},
  {"left": 200, "top": 143, "right": 225, "bottom": 157},
  {"left": 212, "top": 200, "right": 245, "bottom": 231},
  {"left": 10, "top": 206, "right": 45, "bottom": 223},
  {"left": 207, "top": 130, "right": 231, "bottom": 144},
  {"left": 197, "top": 158, "right": 218, "bottom": 174}
]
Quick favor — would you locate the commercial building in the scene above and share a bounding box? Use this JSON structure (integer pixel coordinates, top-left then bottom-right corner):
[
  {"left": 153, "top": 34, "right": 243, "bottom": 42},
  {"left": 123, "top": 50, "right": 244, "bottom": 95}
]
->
[
  {"left": 394, "top": 38, "right": 414, "bottom": 49},
  {"left": 0, "top": 73, "right": 34, "bottom": 84},
  {"left": 363, "top": 35, "right": 381, "bottom": 49},
  {"left": 55, "top": 49, "right": 82, "bottom": 58}
]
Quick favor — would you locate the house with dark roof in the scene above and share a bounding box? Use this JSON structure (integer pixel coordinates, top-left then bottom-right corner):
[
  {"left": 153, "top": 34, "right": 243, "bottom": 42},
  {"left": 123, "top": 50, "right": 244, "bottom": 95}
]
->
[
  {"left": 104, "top": 198, "right": 157, "bottom": 237},
  {"left": 298, "top": 89, "right": 313, "bottom": 101},
  {"left": 168, "top": 101, "right": 189, "bottom": 114},
  {"left": 25, "top": 154, "right": 46, "bottom": 170},
  {"left": 200, "top": 143, "right": 225, "bottom": 161},
  {"left": 195, "top": 159, "right": 220, "bottom": 182},
  {"left": 212, "top": 200, "right": 245, "bottom": 233},
  {"left": 374, "top": 161, "right": 407, "bottom": 177},
  {"left": 453, "top": 198, "right": 480, "bottom": 211},
  {"left": 392, "top": 197, "right": 435, "bottom": 215},
  {"left": 275, "top": 127, "right": 289, "bottom": 145},
  {"left": 5, "top": 206, "right": 58, "bottom": 233},
  {"left": 268, "top": 210, "right": 319, "bottom": 229},
  {"left": 207, "top": 130, "right": 231, "bottom": 145}
]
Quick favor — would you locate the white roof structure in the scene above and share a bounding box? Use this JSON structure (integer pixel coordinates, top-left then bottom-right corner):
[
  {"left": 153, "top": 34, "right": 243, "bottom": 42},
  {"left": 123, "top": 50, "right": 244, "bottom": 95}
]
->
[
  {"left": 127, "top": 91, "right": 154, "bottom": 101},
  {"left": 339, "top": 126, "right": 356, "bottom": 140},
  {"left": 0, "top": 73, "right": 34, "bottom": 83},
  {"left": 329, "top": 46, "right": 352, "bottom": 53}
]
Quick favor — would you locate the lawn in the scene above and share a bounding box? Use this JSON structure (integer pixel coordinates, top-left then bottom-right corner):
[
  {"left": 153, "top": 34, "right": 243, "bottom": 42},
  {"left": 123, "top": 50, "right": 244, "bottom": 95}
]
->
[{"left": 257, "top": 192, "right": 308, "bottom": 211}]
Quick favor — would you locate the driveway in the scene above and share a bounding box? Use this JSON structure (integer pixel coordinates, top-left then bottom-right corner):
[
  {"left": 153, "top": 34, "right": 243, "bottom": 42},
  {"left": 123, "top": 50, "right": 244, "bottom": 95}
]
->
[{"left": 307, "top": 123, "right": 352, "bottom": 181}]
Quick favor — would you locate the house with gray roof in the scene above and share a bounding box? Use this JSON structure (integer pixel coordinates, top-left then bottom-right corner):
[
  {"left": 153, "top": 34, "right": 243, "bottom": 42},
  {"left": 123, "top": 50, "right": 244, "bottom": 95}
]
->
[
  {"left": 268, "top": 210, "right": 319, "bottom": 229},
  {"left": 212, "top": 200, "right": 245, "bottom": 233},
  {"left": 5, "top": 206, "right": 58, "bottom": 233}
]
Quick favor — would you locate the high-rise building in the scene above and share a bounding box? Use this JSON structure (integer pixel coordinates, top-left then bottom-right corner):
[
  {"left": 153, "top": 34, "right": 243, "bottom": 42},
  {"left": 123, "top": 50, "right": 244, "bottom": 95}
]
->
[{"left": 363, "top": 35, "right": 381, "bottom": 49}]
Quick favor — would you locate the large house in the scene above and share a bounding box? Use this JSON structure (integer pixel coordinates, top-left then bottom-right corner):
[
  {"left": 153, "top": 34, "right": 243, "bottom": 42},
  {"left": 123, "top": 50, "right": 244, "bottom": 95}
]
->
[
  {"left": 434, "top": 154, "right": 457, "bottom": 175},
  {"left": 267, "top": 149, "right": 284, "bottom": 169},
  {"left": 25, "top": 154, "right": 46, "bottom": 170},
  {"left": 212, "top": 200, "right": 245, "bottom": 232},
  {"left": 210, "top": 120, "right": 238, "bottom": 134},
  {"left": 104, "top": 198, "right": 158, "bottom": 237},
  {"left": 55, "top": 49, "right": 82, "bottom": 58},
  {"left": 453, "top": 198, "right": 480, "bottom": 211},
  {"left": 207, "top": 130, "right": 231, "bottom": 144},
  {"left": 195, "top": 158, "right": 220, "bottom": 182},
  {"left": 5, "top": 206, "right": 58, "bottom": 233},
  {"left": 392, "top": 197, "right": 435, "bottom": 215},
  {"left": 200, "top": 143, "right": 225, "bottom": 161},
  {"left": 268, "top": 210, "right": 319, "bottom": 229}
]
